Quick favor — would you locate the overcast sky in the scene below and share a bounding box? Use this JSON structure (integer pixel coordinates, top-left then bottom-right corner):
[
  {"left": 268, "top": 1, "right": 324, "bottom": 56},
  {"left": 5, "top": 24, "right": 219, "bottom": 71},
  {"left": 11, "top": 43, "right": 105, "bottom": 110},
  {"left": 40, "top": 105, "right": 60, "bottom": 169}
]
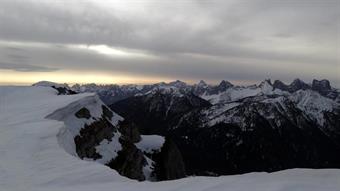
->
[{"left": 0, "top": 0, "right": 339, "bottom": 86}]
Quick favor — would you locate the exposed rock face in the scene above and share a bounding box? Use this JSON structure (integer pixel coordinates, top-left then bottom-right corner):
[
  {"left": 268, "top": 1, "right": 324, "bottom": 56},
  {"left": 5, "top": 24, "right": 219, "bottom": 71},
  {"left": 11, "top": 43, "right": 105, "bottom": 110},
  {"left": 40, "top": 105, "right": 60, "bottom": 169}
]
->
[
  {"left": 273, "top": 79, "right": 311, "bottom": 93},
  {"left": 75, "top": 107, "right": 91, "bottom": 119},
  {"left": 206, "top": 80, "right": 234, "bottom": 95},
  {"left": 118, "top": 120, "right": 141, "bottom": 143},
  {"left": 107, "top": 140, "right": 146, "bottom": 181},
  {"left": 273, "top": 79, "right": 339, "bottom": 100},
  {"left": 273, "top": 80, "right": 289, "bottom": 91},
  {"left": 153, "top": 138, "right": 186, "bottom": 180},
  {"left": 72, "top": 105, "right": 148, "bottom": 180},
  {"left": 311, "top": 79, "right": 339, "bottom": 99},
  {"left": 53, "top": 86, "right": 77, "bottom": 95},
  {"left": 74, "top": 117, "right": 117, "bottom": 160},
  {"left": 312, "top": 79, "right": 331, "bottom": 91},
  {"left": 289, "top": 79, "right": 311, "bottom": 92},
  {"left": 218, "top": 80, "right": 234, "bottom": 90},
  {"left": 102, "top": 105, "right": 113, "bottom": 119}
]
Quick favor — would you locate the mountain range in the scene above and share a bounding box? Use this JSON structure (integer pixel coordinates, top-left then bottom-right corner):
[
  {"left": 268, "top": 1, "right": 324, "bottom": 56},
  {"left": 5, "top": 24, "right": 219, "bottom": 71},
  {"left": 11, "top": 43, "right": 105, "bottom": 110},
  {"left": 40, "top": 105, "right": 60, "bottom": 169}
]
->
[{"left": 69, "top": 79, "right": 340, "bottom": 176}]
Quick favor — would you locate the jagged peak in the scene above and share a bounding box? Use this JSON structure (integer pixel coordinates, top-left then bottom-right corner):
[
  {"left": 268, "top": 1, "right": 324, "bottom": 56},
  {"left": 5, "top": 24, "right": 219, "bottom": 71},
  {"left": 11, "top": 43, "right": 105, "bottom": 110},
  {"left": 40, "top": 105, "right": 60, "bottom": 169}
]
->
[
  {"left": 218, "top": 80, "right": 234, "bottom": 88},
  {"left": 312, "top": 79, "right": 331, "bottom": 90},
  {"left": 168, "top": 80, "right": 187, "bottom": 87},
  {"left": 291, "top": 78, "right": 307, "bottom": 86},
  {"left": 273, "top": 80, "right": 287, "bottom": 86},
  {"left": 259, "top": 79, "right": 272, "bottom": 87},
  {"left": 259, "top": 79, "right": 273, "bottom": 93},
  {"left": 197, "top": 80, "right": 208, "bottom": 87}
]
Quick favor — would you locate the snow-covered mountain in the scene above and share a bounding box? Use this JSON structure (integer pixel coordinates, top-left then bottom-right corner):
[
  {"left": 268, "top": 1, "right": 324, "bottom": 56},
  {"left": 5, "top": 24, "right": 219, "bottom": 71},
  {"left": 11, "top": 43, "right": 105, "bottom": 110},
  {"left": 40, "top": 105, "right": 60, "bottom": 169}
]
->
[
  {"left": 110, "top": 79, "right": 340, "bottom": 176},
  {"left": 1, "top": 83, "right": 340, "bottom": 190}
]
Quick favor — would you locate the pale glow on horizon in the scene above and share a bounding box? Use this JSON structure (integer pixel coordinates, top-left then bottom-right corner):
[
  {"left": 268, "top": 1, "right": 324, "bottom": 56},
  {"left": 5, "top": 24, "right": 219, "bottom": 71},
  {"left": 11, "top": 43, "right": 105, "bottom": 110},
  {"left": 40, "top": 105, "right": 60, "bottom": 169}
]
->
[
  {"left": 0, "top": 69, "right": 262, "bottom": 87},
  {"left": 0, "top": 70, "right": 175, "bottom": 86}
]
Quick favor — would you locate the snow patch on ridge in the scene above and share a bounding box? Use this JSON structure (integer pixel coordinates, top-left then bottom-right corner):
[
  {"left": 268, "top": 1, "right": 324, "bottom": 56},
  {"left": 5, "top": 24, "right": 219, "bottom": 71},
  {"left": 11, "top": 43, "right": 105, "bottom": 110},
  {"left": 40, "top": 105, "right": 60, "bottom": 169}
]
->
[
  {"left": 95, "top": 138, "right": 122, "bottom": 164},
  {"left": 136, "top": 135, "right": 165, "bottom": 153}
]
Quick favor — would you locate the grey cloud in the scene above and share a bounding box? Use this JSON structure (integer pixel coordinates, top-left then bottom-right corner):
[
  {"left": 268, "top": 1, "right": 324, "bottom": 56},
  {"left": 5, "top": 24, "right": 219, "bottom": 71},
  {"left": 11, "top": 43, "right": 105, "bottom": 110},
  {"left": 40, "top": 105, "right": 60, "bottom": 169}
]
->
[
  {"left": 0, "top": 62, "right": 59, "bottom": 72},
  {"left": 6, "top": 54, "right": 30, "bottom": 62},
  {"left": 1, "top": 43, "right": 337, "bottom": 87},
  {"left": 0, "top": 0, "right": 338, "bottom": 86}
]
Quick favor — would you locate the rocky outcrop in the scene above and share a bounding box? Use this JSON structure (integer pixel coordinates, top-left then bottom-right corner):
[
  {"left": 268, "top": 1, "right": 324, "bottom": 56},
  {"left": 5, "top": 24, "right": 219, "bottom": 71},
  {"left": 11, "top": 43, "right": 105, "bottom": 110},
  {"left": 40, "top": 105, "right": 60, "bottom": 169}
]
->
[
  {"left": 273, "top": 79, "right": 311, "bottom": 93},
  {"left": 53, "top": 86, "right": 77, "bottom": 95},
  {"left": 289, "top": 79, "right": 311, "bottom": 92},
  {"left": 153, "top": 138, "right": 186, "bottom": 180},
  {"left": 74, "top": 117, "right": 117, "bottom": 160},
  {"left": 273, "top": 79, "right": 339, "bottom": 100},
  {"left": 273, "top": 80, "right": 289, "bottom": 91},
  {"left": 312, "top": 79, "right": 338, "bottom": 99},
  {"left": 312, "top": 79, "right": 331, "bottom": 91},
  {"left": 107, "top": 140, "right": 146, "bottom": 181},
  {"left": 75, "top": 107, "right": 91, "bottom": 119},
  {"left": 118, "top": 120, "right": 141, "bottom": 143}
]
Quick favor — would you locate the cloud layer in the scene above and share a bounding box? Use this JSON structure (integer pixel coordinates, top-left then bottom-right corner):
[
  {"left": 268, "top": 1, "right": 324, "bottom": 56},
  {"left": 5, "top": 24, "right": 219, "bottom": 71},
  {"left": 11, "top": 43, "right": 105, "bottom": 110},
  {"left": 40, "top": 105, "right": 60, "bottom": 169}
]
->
[{"left": 0, "top": 0, "right": 339, "bottom": 86}]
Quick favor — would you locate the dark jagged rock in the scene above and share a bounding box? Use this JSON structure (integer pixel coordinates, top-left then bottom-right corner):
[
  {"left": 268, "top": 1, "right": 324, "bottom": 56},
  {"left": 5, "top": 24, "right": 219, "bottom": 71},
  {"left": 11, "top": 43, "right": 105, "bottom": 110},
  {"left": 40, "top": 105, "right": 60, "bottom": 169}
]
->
[
  {"left": 273, "top": 79, "right": 311, "bottom": 93},
  {"left": 312, "top": 79, "right": 331, "bottom": 91},
  {"left": 73, "top": 107, "right": 147, "bottom": 181},
  {"left": 208, "top": 80, "right": 234, "bottom": 94},
  {"left": 273, "top": 80, "right": 289, "bottom": 91},
  {"left": 74, "top": 117, "right": 117, "bottom": 160},
  {"left": 102, "top": 105, "right": 113, "bottom": 120},
  {"left": 107, "top": 140, "right": 146, "bottom": 181},
  {"left": 218, "top": 80, "right": 234, "bottom": 90},
  {"left": 153, "top": 138, "right": 186, "bottom": 180},
  {"left": 52, "top": 86, "right": 77, "bottom": 95},
  {"left": 75, "top": 107, "right": 91, "bottom": 119},
  {"left": 289, "top": 79, "right": 311, "bottom": 92},
  {"left": 311, "top": 79, "right": 338, "bottom": 99},
  {"left": 168, "top": 80, "right": 187, "bottom": 88},
  {"left": 118, "top": 120, "right": 141, "bottom": 143}
]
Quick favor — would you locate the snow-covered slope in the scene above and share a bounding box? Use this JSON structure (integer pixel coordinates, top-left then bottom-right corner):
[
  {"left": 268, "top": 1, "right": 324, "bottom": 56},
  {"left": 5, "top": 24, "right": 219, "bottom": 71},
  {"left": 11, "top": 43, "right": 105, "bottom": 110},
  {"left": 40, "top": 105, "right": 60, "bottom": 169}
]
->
[
  {"left": 0, "top": 86, "right": 128, "bottom": 190},
  {"left": 1, "top": 86, "right": 340, "bottom": 191}
]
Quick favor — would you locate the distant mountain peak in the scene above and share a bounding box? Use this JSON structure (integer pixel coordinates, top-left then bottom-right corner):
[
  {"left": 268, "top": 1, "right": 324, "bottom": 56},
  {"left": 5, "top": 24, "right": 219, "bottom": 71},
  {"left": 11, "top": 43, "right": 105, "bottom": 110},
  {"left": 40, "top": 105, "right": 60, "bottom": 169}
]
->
[
  {"left": 218, "top": 80, "right": 234, "bottom": 88},
  {"left": 168, "top": 80, "right": 187, "bottom": 88},
  {"left": 312, "top": 79, "right": 331, "bottom": 91},
  {"left": 259, "top": 79, "right": 273, "bottom": 93},
  {"left": 288, "top": 78, "right": 311, "bottom": 92},
  {"left": 291, "top": 78, "right": 308, "bottom": 86},
  {"left": 260, "top": 79, "right": 272, "bottom": 86},
  {"left": 197, "top": 80, "right": 207, "bottom": 87}
]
